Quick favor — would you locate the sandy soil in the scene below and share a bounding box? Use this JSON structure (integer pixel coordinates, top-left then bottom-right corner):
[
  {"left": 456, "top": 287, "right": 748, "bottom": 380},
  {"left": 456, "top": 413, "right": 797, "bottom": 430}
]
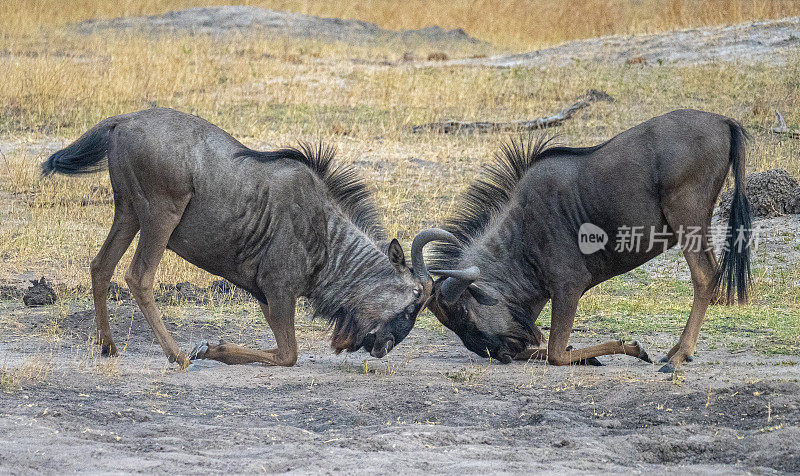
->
[
  {"left": 453, "top": 16, "right": 800, "bottom": 67},
  {"left": 74, "top": 6, "right": 483, "bottom": 47},
  {"left": 74, "top": 8, "right": 800, "bottom": 66},
  {"left": 1, "top": 295, "right": 799, "bottom": 474}
]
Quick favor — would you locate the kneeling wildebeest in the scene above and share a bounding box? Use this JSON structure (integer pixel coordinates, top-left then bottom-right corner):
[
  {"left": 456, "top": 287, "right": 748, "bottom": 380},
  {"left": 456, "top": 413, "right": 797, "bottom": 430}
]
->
[
  {"left": 42, "top": 108, "right": 453, "bottom": 368},
  {"left": 423, "top": 110, "right": 751, "bottom": 372}
]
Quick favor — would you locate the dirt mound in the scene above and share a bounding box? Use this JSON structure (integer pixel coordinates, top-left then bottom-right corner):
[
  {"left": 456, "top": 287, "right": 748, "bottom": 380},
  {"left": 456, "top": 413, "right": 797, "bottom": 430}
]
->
[
  {"left": 456, "top": 16, "right": 800, "bottom": 67},
  {"left": 75, "top": 6, "right": 483, "bottom": 46},
  {"left": 719, "top": 169, "right": 800, "bottom": 219},
  {"left": 22, "top": 277, "right": 57, "bottom": 307}
]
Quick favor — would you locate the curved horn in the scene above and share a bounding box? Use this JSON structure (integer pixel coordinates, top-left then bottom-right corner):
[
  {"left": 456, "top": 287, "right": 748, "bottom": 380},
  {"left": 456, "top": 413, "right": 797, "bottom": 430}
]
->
[
  {"left": 429, "top": 267, "right": 480, "bottom": 281},
  {"left": 440, "top": 266, "right": 480, "bottom": 303},
  {"left": 410, "top": 228, "right": 459, "bottom": 282}
]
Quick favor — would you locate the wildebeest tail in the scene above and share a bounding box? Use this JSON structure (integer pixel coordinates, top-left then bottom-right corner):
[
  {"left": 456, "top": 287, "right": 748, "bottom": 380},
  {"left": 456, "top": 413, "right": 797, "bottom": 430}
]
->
[
  {"left": 41, "top": 120, "right": 116, "bottom": 176},
  {"left": 713, "top": 119, "right": 752, "bottom": 304}
]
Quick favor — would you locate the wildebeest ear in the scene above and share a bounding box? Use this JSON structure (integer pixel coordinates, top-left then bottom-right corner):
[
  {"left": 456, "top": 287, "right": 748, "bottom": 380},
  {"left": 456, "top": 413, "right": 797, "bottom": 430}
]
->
[
  {"left": 467, "top": 284, "right": 498, "bottom": 306},
  {"left": 388, "top": 238, "right": 406, "bottom": 271}
]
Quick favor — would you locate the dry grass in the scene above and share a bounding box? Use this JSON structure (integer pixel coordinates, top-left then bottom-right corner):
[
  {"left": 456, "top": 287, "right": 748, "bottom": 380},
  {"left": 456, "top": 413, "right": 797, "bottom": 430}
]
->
[
  {"left": 2, "top": 0, "right": 799, "bottom": 48},
  {"left": 0, "top": 355, "right": 52, "bottom": 390},
  {"left": 0, "top": 1, "right": 798, "bottom": 351},
  {"left": 2, "top": 55, "right": 799, "bottom": 289},
  {"left": 1, "top": 31, "right": 799, "bottom": 288}
]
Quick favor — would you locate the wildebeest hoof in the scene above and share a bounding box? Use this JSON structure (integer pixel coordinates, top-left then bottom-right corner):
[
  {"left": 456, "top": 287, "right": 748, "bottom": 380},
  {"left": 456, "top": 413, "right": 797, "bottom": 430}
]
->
[
  {"left": 658, "top": 362, "right": 677, "bottom": 373},
  {"left": 189, "top": 339, "right": 209, "bottom": 360},
  {"left": 101, "top": 343, "right": 117, "bottom": 357},
  {"left": 658, "top": 354, "right": 693, "bottom": 363}
]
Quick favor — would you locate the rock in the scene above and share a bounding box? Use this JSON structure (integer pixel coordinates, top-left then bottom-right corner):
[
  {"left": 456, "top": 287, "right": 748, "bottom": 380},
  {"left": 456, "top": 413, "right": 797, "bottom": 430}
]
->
[
  {"left": 107, "top": 281, "right": 131, "bottom": 301},
  {"left": 719, "top": 169, "right": 800, "bottom": 220},
  {"left": 23, "top": 277, "right": 57, "bottom": 306}
]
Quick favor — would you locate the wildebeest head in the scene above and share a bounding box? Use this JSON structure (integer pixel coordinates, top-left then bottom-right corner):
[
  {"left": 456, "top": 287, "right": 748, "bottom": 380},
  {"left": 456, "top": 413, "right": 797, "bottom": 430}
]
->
[
  {"left": 330, "top": 229, "right": 458, "bottom": 358},
  {"left": 425, "top": 269, "right": 535, "bottom": 364}
]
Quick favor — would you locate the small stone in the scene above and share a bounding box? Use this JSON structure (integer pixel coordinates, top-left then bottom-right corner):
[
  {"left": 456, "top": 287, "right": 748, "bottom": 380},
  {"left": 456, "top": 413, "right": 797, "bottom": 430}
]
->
[{"left": 107, "top": 282, "right": 131, "bottom": 301}]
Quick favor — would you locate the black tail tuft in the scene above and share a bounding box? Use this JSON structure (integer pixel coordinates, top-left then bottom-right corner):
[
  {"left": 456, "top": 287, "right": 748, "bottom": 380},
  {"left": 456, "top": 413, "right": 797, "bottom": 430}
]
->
[
  {"left": 713, "top": 120, "right": 752, "bottom": 304},
  {"left": 41, "top": 121, "right": 115, "bottom": 177}
]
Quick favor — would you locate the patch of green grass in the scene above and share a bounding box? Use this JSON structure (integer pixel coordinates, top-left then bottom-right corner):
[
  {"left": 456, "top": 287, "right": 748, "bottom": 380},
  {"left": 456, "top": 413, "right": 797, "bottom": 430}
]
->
[{"left": 572, "top": 272, "right": 800, "bottom": 355}]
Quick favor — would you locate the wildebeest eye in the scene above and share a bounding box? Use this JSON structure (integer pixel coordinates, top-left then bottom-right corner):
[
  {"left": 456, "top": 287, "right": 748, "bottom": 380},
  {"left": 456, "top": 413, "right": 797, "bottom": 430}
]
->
[{"left": 412, "top": 288, "right": 421, "bottom": 298}]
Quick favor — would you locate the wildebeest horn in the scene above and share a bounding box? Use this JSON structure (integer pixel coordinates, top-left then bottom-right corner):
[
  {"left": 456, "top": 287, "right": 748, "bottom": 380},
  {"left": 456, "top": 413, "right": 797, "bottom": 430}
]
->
[
  {"left": 410, "top": 228, "right": 459, "bottom": 281},
  {"left": 435, "top": 266, "right": 480, "bottom": 304},
  {"left": 430, "top": 267, "right": 480, "bottom": 281}
]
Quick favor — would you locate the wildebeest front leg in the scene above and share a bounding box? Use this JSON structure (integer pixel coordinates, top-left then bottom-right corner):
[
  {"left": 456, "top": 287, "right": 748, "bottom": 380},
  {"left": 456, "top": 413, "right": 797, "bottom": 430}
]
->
[
  {"left": 519, "top": 285, "right": 651, "bottom": 365},
  {"left": 528, "top": 299, "right": 548, "bottom": 348},
  {"left": 512, "top": 299, "right": 548, "bottom": 360},
  {"left": 190, "top": 300, "right": 298, "bottom": 366},
  {"left": 125, "top": 196, "right": 192, "bottom": 368}
]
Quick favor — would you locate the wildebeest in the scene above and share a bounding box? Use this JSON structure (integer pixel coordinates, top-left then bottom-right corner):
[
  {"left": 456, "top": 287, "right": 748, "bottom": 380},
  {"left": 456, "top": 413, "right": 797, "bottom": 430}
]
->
[
  {"left": 42, "top": 108, "right": 453, "bottom": 368},
  {"left": 423, "top": 110, "right": 751, "bottom": 372}
]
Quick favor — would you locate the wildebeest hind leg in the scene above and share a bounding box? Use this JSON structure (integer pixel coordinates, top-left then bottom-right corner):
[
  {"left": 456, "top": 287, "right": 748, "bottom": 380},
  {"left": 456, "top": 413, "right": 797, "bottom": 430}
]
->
[
  {"left": 190, "top": 301, "right": 298, "bottom": 366},
  {"left": 125, "top": 195, "right": 192, "bottom": 368},
  {"left": 90, "top": 202, "right": 139, "bottom": 357},
  {"left": 658, "top": 202, "right": 717, "bottom": 372},
  {"left": 659, "top": 249, "right": 715, "bottom": 373}
]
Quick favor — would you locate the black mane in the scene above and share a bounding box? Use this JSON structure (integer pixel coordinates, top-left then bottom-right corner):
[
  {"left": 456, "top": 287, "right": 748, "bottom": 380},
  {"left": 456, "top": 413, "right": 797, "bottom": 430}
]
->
[
  {"left": 235, "top": 142, "right": 386, "bottom": 242},
  {"left": 430, "top": 135, "right": 605, "bottom": 268}
]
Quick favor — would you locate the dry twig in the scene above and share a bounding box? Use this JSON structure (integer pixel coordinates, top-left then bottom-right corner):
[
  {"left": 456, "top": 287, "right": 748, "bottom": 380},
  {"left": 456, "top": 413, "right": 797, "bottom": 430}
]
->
[
  {"left": 411, "top": 89, "right": 614, "bottom": 134},
  {"left": 771, "top": 110, "right": 800, "bottom": 138}
]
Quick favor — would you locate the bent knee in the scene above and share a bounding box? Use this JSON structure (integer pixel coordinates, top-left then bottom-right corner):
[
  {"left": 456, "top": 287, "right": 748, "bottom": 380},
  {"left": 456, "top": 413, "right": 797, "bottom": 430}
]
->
[
  {"left": 278, "top": 352, "right": 298, "bottom": 367},
  {"left": 547, "top": 352, "right": 571, "bottom": 366},
  {"left": 124, "top": 270, "right": 151, "bottom": 295},
  {"left": 90, "top": 258, "right": 109, "bottom": 280}
]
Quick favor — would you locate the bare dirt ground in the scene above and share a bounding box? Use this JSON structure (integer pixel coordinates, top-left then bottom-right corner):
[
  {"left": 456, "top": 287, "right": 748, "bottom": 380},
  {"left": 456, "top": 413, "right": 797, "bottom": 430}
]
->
[
  {"left": 74, "top": 6, "right": 483, "bottom": 48},
  {"left": 1, "top": 210, "right": 799, "bottom": 473},
  {"left": 1, "top": 298, "right": 799, "bottom": 474},
  {"left": 455, "top": 16, "right": 800, "bottom": 67},
  {"left": 71, "top": 6, "right": 800, "bottom": 66}
]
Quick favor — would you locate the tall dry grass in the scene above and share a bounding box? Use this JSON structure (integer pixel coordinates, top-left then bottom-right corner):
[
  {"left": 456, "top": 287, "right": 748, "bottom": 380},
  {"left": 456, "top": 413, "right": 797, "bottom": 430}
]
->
[
  {"left": 2, "top": 50, "right": 799, "bottom": 287},
  {"left": 2, "top": 0, "right": 799, "bottom": 47}
]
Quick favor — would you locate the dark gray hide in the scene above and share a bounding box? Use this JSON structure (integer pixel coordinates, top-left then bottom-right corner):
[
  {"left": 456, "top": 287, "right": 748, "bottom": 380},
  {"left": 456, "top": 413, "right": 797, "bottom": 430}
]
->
[
  {"left": 427, "top": 109, "right": 752, "bottom": 372},
  {"left": 43, "top": 108, "right": 448, "bottom": 367}
]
